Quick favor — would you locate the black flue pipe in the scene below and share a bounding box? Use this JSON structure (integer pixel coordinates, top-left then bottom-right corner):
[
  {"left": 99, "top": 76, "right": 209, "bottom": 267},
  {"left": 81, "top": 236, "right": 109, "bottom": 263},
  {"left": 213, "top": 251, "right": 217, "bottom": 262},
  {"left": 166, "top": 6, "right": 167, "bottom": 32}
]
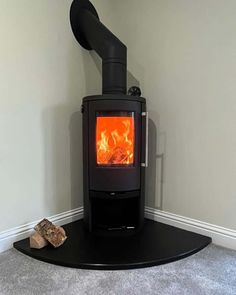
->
[{"left": 70, "top": 0, "right": 127, "bottom": 94}]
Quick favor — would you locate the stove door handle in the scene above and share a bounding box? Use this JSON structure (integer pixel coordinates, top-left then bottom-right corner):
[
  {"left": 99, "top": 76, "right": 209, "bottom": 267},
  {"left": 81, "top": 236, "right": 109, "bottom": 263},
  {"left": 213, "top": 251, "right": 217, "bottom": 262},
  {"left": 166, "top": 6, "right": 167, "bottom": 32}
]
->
[{"left": 141, "top": 111, "right": 148, "bottom": 168}]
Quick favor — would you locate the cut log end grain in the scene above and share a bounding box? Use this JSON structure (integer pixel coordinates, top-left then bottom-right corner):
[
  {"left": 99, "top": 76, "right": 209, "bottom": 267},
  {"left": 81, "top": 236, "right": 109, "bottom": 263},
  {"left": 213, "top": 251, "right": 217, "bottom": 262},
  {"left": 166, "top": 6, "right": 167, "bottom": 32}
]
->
[{"left": 30, "top": 232, "right": 48, "bottom": 249}]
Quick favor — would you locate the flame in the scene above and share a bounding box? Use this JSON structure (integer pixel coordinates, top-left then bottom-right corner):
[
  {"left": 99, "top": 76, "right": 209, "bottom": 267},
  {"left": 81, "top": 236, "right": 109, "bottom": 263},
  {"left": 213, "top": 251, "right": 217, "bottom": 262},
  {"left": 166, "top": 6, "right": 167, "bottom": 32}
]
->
[{"left": 96, "top": 116, "right": 134, "bottom": 165}]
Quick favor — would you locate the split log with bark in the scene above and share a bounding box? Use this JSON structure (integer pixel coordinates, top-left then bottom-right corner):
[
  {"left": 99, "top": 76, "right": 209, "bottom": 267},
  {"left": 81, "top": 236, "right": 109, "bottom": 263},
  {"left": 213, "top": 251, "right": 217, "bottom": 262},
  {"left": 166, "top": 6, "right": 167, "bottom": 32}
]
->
[{"left": 29, "top": 218, "right": 67, "bottom": 249}]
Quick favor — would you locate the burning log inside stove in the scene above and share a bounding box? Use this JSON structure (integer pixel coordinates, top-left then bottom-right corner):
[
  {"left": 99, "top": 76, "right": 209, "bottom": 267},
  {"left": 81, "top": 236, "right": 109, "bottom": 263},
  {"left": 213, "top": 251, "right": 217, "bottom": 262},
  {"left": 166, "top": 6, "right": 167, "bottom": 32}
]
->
[{"left": 108, "top": 147, "right": 128, "bottom": 164}]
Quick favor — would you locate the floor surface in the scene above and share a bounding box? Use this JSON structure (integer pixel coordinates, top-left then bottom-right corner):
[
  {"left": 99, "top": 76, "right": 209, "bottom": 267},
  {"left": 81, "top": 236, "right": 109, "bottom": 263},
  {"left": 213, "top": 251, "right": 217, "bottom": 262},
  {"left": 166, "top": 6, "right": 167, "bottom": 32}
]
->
[
  {"left": 13, "top": 219, "right": 211, "bottom": 270},
  {"left": 0, "top": 245, "right": 235, "bottom": 295}
]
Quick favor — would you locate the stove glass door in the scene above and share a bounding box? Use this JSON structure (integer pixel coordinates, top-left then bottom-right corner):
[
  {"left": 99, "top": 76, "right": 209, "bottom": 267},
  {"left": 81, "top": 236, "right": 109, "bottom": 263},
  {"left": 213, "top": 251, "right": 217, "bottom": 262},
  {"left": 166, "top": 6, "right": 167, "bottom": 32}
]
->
[{"left": 96, "top": 111, "right": 135, "bottom": 166}]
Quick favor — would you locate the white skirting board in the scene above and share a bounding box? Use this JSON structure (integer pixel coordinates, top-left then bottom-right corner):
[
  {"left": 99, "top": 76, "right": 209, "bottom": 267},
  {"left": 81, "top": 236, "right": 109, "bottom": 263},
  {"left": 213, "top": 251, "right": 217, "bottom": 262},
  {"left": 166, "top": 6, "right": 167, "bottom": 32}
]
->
[
  {"left": 145, "top": 207, "right": 236, "bottom": 250},
  {"left": 0, "top": 207, "right": 84, "bottom": 253},
  {"left": 0, "top": 206, "right": 235, "bottom": 253}
]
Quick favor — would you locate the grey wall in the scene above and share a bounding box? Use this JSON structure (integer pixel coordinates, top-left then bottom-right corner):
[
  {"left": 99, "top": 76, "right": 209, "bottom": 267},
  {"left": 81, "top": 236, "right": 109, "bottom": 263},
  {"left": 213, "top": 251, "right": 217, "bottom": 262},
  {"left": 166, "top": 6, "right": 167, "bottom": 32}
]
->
[
  {"left": 0, "top": 0, "right": 101, "bottom": 232},
  {"left": 98, "top": 0, "right": 236, "bottom": 230}
]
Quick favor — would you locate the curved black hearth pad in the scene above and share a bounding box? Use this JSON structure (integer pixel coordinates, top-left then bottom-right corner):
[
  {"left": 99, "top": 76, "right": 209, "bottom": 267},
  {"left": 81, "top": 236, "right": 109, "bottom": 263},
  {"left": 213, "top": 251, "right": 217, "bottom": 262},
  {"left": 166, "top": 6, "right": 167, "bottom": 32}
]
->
[{"left": 14, "top": 219, "right": 211, "bottom": 270}]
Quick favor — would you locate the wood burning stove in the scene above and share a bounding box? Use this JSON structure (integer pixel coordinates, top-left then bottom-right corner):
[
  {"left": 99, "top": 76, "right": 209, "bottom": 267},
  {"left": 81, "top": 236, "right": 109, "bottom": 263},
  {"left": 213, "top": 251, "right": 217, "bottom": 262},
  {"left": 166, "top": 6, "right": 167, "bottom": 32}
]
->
[
  {"left": 82, "top": 95, "right": 147, "bottom": 234},
  {"left": 70, "top": 0, "right": 148, "bottom": 234}
]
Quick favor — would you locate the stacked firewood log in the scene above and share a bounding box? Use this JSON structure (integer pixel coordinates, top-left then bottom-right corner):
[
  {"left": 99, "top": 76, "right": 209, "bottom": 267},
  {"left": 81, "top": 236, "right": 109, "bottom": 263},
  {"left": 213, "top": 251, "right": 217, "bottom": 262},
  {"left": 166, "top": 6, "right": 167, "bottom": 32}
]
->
[{"left": 30, "top": 218, "right": 67, "bottom": 249}]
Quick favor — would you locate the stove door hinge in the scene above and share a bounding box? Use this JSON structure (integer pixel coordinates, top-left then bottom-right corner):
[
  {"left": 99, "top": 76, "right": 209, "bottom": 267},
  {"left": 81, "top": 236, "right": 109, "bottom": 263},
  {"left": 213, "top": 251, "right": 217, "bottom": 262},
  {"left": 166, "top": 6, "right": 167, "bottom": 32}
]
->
[{"left": 81, "top": 104, "right": 84, "bottom": 114}]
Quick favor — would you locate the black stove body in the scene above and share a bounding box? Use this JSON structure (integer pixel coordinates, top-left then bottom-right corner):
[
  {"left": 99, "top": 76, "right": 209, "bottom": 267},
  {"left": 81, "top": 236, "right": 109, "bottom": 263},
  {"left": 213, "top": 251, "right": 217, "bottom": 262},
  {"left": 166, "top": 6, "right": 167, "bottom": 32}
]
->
[
  {"left": 70, "top": 0, "right": 147, "bottom": 235},
  {"left": 82, "top": 94, "right": 147, "bottom": 234}
]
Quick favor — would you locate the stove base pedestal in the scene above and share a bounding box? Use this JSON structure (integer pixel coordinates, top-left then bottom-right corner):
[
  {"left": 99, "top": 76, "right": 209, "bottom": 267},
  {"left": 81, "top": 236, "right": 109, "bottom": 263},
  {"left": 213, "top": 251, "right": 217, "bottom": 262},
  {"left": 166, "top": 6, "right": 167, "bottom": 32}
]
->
[{"left": 14, "top": 219, "right": 211, "bottom": 270}]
